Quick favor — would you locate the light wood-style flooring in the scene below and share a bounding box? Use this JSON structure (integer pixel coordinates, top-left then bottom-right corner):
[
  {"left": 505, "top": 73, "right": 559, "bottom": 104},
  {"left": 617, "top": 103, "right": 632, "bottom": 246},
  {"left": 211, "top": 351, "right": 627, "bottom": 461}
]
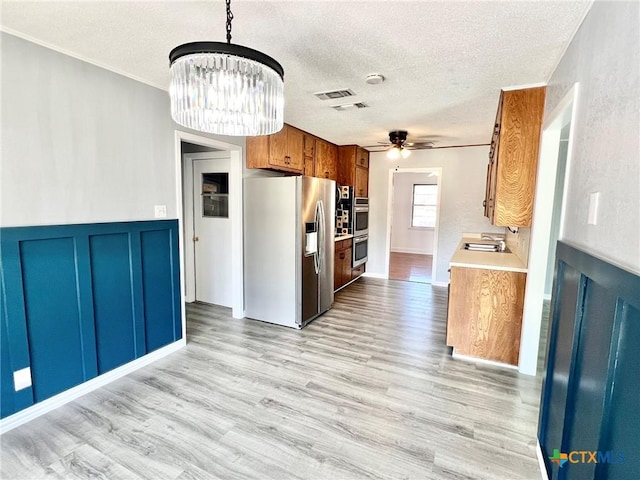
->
[
  {"left": 389, "top": 252, "right": 433, "bottom": 283},
  {"left": 1, "top": 278, "right": 543, "bottom": 479}
]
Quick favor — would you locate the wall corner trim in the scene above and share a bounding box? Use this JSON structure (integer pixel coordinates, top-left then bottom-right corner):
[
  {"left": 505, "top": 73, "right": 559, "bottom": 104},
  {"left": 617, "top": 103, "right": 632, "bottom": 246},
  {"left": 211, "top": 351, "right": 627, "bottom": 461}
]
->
[
  {"left": 536, "top": 440, "right": 550, "bottom": 480},
  {"left": 0, "top": 339, "right": 185, "bottom": 435}
]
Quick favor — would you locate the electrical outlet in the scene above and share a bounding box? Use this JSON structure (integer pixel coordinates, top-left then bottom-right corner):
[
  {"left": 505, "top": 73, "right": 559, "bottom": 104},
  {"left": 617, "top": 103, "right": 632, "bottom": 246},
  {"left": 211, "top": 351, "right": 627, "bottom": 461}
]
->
[
  {"left": 14, "top": 367, "right": 32, "bottom": 391},
  {"left": 154, "top": 205, "right": 167, "bottom": 218},
  {"left": 588, "top": 192, "right": 600, "bottom": 225}
]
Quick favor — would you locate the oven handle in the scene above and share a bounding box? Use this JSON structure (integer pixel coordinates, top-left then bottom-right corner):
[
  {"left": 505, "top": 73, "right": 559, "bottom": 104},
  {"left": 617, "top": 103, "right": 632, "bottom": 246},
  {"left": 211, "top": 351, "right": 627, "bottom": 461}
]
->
[
  {"left": 354, "top": 207, "right": 369, "bottom": 212},
  {"left": 354, "top": 235, "right": 368, "bottom": 244}
]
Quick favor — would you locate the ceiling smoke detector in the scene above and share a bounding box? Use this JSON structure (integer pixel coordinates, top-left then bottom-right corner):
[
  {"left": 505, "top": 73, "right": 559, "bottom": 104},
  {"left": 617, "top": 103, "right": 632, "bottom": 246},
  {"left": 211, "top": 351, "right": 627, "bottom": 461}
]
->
[{"left": 365, "top": 74, "right": 385, "bottom": 85}]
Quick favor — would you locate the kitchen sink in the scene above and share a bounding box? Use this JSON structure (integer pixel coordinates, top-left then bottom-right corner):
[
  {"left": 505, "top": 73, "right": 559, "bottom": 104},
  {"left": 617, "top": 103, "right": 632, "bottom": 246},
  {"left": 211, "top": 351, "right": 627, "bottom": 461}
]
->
[{"left": 463, "top": 242, "right": 511, "bottom": 253}]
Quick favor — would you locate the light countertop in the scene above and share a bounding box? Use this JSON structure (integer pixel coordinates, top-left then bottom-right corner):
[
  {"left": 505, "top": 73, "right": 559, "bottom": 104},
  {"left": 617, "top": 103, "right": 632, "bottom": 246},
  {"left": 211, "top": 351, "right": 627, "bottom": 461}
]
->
[
  {"left": 335, "top": 234, "right": 354, "bottom": 242},
  {"left": 450, "top": 237, "right": 527, "bottom": 273}
]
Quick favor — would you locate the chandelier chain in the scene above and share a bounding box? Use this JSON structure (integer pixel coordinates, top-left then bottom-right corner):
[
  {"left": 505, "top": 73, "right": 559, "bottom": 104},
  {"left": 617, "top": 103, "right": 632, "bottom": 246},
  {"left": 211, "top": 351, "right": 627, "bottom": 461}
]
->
[{"left": 226, "top": 0, "right": 234, "bottom": 44}]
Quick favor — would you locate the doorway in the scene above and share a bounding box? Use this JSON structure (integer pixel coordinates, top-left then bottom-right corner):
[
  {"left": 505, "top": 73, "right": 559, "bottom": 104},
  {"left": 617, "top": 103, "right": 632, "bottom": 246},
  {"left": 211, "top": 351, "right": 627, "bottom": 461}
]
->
[
  {"left": 386, "top": 169, "right": 441, "bottom": 284},
  {"left": 184, "top": 153, "right": 232, "bottom": 307},
  {"left": 174, "top": 131, "right": 244, "bottom": 321}
]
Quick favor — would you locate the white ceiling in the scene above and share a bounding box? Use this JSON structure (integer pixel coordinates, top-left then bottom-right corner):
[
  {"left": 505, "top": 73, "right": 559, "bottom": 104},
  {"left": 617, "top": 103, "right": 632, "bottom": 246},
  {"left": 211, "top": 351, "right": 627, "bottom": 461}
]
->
[{"left": 1, "top": 1, "right": 592, "bottom": 147}]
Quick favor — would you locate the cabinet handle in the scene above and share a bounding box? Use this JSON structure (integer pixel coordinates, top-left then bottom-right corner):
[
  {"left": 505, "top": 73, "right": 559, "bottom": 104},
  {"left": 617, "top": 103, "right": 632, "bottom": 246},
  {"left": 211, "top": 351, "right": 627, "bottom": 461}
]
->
[
  {"left": 483, "top": 200, "right": 486, "bottom": 207},
  {"left": 340, "top": 253, "right": 345, "bottom": 259}
]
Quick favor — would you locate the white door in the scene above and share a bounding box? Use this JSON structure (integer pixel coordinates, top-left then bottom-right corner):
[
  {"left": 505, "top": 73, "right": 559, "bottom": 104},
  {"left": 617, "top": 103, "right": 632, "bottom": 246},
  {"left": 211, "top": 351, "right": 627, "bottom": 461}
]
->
[{"left": 192, "top": 158, "right": 232, "bottom": 307}]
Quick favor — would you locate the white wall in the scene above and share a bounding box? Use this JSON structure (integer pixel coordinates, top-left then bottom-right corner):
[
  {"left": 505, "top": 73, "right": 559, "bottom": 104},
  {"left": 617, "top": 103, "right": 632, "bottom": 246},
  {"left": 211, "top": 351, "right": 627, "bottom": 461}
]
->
[
  {"left": 543, "top": 1, "right": 640, "bottom": 273},
  {"left": 0, "top": 33, "right": 247, "bottom": 228},
  {"left": 368, "top": 146, "right": 504, "bottom": 284},
  {"left": 390, "top": 173, "right": 436, "bottom": 254}
]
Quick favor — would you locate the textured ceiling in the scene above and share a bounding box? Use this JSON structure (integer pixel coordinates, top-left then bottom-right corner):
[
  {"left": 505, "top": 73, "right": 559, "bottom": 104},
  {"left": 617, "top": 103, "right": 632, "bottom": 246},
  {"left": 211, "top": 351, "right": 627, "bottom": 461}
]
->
[{"left": 1, "top": 1, "right": 592, "bottom": 147}]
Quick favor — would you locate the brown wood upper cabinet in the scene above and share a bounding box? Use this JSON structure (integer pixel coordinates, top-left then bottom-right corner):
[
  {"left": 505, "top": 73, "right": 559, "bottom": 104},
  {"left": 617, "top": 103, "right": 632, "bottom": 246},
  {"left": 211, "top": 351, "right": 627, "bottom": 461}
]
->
[
  {"left": 314, "top": 138, "right": 338, "bottom": 181},
  {"left": 337, "top": 145, "right": 369, "bottom": 196},
  {"left": 484, "top": 87, "right": 545, "bottom": 227},
  {"left": 303, "top": 133, "right": 315, "bottom": 176},
  {"left": 246, "top": 124, "right": 304, "bottom": 174}
]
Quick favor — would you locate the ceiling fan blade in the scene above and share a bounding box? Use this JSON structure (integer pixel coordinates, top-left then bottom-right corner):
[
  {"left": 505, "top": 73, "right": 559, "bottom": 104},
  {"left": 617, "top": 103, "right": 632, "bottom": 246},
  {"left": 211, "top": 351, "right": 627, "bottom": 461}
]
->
[{"left": 362, "top": 144, "right": 390, "bottom": 149}]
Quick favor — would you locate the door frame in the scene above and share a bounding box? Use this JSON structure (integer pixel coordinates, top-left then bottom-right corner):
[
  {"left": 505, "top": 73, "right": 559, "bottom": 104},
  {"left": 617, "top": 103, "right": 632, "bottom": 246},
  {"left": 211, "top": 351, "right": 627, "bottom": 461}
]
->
[
  {"left": 385, "top": 167, "right": 443, "bottom": 282},
  {"left": 174, "top": 131, "right": 244, "bottom": 320},
  {"left": 518, "top": 83, "right": 579, "bottom": 375},
  {"left": 183, "top": 151, "right": 233, "bottom": 306}
]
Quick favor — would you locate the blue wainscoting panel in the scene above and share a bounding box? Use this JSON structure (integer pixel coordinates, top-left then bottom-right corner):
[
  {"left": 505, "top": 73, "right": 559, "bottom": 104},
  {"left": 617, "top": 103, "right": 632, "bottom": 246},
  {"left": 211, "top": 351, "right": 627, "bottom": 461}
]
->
[
  {"left": 538, "top": 262, "right": 581, "bottom": 480},
  {"left": 538, "top": 242, "right": 640, "bottom": 480},
  {"left": 140, "top": 229, "right": 181, "bottom": 352},
  {"left": 560, "top": 279, "right": 617, "bottom": 480},
  {"left": 0, "top": 220, "right": 182, "bottom": 419},
  {"left": 89, "top": 233, "right": 137, "bottom": 374},
  {"left": 20, "top": 238, "right": 88, "bottom": 402},
  {"left": 596, "top": 303, "right": 640, "bottom": 480}
]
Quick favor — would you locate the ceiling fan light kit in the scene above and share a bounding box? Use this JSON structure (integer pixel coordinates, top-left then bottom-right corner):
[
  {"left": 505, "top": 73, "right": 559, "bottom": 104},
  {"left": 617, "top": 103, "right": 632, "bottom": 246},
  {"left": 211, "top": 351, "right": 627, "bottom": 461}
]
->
[
  {"left": 169, "top": 0, "right": 284, "bottom": 136},
  {"left": 386, "top": 130, "right": 411, "bottom": 159},
  {"left": 387, "top": 146, "right": 411, "bottom": 160}
]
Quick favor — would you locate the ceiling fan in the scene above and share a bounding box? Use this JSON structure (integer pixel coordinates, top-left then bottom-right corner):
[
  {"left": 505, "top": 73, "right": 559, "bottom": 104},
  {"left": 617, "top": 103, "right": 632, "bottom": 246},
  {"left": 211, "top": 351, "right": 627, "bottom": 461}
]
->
[
  {"left": 364, "top": 130, "right": 435, "bottom": 159},
  {"left": 364, "top": 130, "right": 489, "bottom": 159}
]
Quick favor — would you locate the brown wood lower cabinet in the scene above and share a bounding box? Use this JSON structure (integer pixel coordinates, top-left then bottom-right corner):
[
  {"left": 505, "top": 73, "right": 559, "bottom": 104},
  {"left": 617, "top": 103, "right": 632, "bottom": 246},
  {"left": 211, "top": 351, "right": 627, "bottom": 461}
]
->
[
  {"left": 446, "top": 266, "right": 526, "bottom": 365},
  {"left": 334, "top": 239, "right": 352, "bottom": 291},
  {"left": 351, "top": 264, "right": 365, "bottom": 279}
]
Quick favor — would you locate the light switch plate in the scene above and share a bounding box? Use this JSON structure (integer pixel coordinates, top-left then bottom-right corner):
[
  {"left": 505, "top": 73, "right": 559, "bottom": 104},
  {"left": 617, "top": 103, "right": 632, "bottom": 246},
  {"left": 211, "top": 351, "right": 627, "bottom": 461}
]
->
[
  {"left": 154, "top": 205, "right": 167, "bottom": 218},
  {"left": 14, "top": 367, "right": 32, "bottom": 391},
  {"left": 588, "top": 192, "right": 600, "bottom": 225}
]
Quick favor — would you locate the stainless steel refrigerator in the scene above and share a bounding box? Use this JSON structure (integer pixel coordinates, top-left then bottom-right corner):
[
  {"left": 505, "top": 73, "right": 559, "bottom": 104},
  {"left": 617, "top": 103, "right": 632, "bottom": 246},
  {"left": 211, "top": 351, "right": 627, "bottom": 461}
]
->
[{"left": 244, "top": 176, "right": 335, "bottom": 329}]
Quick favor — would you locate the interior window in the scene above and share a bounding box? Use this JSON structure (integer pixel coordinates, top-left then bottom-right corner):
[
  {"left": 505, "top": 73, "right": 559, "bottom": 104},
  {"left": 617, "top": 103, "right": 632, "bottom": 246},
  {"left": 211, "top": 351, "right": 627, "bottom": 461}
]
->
[{"left": 411, "top": 184, "right": 438, "bottom": 228}]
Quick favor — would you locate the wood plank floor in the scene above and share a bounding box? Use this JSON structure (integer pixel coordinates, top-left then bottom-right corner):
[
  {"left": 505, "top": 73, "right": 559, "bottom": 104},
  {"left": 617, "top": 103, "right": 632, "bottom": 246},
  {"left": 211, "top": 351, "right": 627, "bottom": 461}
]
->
[
  {"left": 389, "top": 252, "right": 433, "bottom": 283},
  {"left": 1, "top": 278, "right": 543, "bottom": 480}
]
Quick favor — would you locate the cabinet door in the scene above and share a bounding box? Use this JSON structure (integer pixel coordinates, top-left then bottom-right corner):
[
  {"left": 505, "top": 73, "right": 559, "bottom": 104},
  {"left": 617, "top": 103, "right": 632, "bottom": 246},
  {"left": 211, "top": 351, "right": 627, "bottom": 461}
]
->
[
  {"left": 246, "top": 135, "right": 269, "bottom": 170},
  {"left": 343, "top": 247, "right": 353, "bottom": 285},
  {"left": 303, "top": 134, "right": 315, "bottom": 176},
  {"left": 492, "top": 87, "right": 545, "bottom": 227},
  {"left": 286, "top": 127, "right": 304, "bottom": 172},
  {"left": 337, "top": 146, "right": 355, "bottom": 186},
  {"left": 355, "top": 165, "right": 368, "bottom": 197},
  {"left": 351, "top": 264, "right": 364, "bottom": 280},
  {"left": 334, "top": 247, "right": 343, "bottom": 290},
  {"left": 356, "top": 148, "right": 369, "bottom": 168},
  {"left": 447, "top": 267, "right": 526, "bottom": 365},
  {"left": 315, "top": 139, "right": 337, "bottom": 179},
  {"left": 268, "top": 127, "right": 288, "bottom": 169}
]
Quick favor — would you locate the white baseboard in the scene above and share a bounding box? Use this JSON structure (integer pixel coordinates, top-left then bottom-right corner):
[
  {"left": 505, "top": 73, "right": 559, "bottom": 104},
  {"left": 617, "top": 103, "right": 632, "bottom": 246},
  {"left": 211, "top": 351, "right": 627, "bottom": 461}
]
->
[
  {"left": 452, "top": 349, "right": 518, "bottom": 370},
  {"left": 431, "top": 281, "right": 449, "bottom": 287},
  {"left": 362, "top": 272, "right": 387, "bottom": 279},
  {"left": 537, "top": 440, "right": 550, "bottom": 480},
  {"left": 0, "top": 339, "right": 186, "bottom": 434},
  {"left": 390, "top": 248, "right": 433, "bottom": 255}
]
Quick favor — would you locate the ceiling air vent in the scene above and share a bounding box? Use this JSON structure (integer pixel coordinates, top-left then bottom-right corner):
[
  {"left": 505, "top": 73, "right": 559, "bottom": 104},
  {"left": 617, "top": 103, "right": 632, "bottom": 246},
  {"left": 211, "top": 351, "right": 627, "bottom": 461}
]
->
[
  {"left": 314, "top": 89, "right": 355, "bottom": 100},
  {"left": 331, "top": 102, "right": 368, "bottom": 111}
]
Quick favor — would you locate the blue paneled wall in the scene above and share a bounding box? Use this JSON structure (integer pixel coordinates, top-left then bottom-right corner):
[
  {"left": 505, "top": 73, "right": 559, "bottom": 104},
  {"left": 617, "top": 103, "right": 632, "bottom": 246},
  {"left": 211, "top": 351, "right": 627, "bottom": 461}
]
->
[
  {"left": 538, "top": 242, "right": 640, "bottom": 480},
  {"left": 0, "top": 220, "right": 181, "bottom": 419}
]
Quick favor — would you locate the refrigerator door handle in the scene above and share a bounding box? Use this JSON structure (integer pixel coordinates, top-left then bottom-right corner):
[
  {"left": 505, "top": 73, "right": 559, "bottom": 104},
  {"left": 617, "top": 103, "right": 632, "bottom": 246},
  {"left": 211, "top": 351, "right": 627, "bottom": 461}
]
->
[
  {"left": 318, "top": 200, "right": 325, "bottom": 273},
  {"left": 314, "top": 200, "right": 321, "bottom": 274}
]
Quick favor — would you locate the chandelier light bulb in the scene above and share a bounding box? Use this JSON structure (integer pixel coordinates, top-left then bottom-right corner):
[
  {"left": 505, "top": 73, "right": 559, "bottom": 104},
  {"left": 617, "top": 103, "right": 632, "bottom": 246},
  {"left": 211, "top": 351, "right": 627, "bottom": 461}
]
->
[
  {"left": 401, "top": 148, "right": 411, "bottom": 159},
  {"left": 387, "top": 147, "right": 400, "bottom": 160}
]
